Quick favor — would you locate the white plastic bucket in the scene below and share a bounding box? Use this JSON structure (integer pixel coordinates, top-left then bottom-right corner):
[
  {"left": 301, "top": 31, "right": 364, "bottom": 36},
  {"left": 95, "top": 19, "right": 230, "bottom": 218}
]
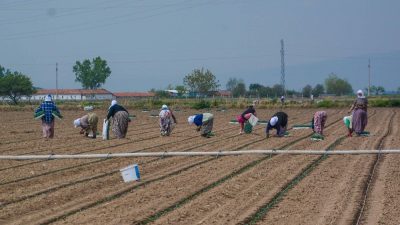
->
[{"left": 120, "top": 164, "right": 140, "bottom": 182}]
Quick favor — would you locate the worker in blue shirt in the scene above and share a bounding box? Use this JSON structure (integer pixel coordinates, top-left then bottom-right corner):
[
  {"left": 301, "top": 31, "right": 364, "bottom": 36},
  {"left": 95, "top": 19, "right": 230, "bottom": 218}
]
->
[
  {"left": 187, "top": 113, "right": 214, "bottom": 138},
  {"left": 35, "top": 94, "right": 61, "bottom": 139}
]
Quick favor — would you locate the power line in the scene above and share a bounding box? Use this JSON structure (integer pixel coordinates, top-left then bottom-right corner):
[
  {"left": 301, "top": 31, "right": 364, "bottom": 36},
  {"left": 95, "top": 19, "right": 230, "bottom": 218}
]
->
[{"left": 0, "top": 0, "right": 223, "bottom": 40}]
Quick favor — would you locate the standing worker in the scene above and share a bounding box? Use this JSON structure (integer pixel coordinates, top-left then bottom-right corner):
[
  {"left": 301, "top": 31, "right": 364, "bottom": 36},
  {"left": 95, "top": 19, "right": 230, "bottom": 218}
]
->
[
  {"left": 188, "top": 113, "right": 214, "bottom": 138},
  {"left": 237, "top": 105, "right": 257, "bottom": 134},
  {"left": 311, "top": 111, "right": 328, "bottom": 135},
  {"left": 74, "top": 109, "right": 99, "bottom": 138},
  {"left": 35, "top": 94, "right": 62, "bottom": 139},
  {"left": 348, "top": 90, "right": 368, "bottom": 136},
  {"left": 159, "top": 104, "right": 177, "bottom": 136},
  {"left": 266, "top": 111, "right": 288, "bottom": 138},
  {"left": 280, "top": 96, "right": 285, "bottom": 105},
  {"left": 106, "top": 100, "right": 130, "bottom": 139}
]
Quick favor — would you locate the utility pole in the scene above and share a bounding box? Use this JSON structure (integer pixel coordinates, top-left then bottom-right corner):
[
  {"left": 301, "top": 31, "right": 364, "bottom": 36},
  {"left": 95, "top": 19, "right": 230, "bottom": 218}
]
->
[
  {"left": 368, "top": 58, "right": 371, "bottom": 96},
  {"left": 280, "top": 39, "right": 286, "bottom": 97},
  {"left": 56, "top": 63, "right": 58, "bottom": 100}
]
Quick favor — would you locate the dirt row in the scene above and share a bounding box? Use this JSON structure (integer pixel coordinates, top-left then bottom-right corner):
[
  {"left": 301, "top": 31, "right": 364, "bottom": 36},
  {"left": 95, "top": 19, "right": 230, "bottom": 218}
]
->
[
  {"left": 0, "top": 108, "right": 318, "bottom": 222},
  {"left": 2, "top": 108, "right": 398, "bottom": 225},
  {"left": 256, "top": 109, "right": 398, "bottom": 225},
  {"left": 0, "top": 108, "right": 338, "bottom": 224}
]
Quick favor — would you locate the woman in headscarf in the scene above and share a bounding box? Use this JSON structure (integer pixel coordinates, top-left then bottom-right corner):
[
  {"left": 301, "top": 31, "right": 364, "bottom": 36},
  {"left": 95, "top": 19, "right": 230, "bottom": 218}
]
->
[
  {"left": 188, "top": 113, "right": 214, "bottom": 138},
  {"left": 311, "top": 111, "right": 328, "bottom": 135},
  {"left": 237, "top": 105, "right": 257, "bottom": 134},
  {"left": 159, "top": 104, "right": 177, "bottom": 136},
  {"left": 348, "top": 90, "right": 368, "bottom": 136},
  {"left": 74, "top": 109, "right": 99, "bottom": 138},
  {"left": 35, "top": 94, "right": 62, "bottom": 139},
  {"left": 106, "top": 100, "right": 130, "bottom": 138},
  {"left": 266, "top": 111, "right": 288, "bottom": 138}
]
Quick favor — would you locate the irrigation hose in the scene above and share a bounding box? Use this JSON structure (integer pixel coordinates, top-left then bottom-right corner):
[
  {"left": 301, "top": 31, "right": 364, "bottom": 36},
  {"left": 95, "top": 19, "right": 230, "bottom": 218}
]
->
[{"left": 1, "top": 150, "right": 400, "bottom": 160}]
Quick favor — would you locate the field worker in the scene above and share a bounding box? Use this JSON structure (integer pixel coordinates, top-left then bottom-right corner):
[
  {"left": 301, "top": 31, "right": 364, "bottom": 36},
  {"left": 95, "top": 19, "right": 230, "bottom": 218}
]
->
[
  {"left": 237, "top": 105, "right": 257, "bottom": 134},
  {"left": 188, "top": 113, "right": 214, "bottom": 138},
  {"left": 106, "top": 100, "right": 130, "bottom": 138},
  {"left": 266, "top": 111, "right": 288, "bottom": 138},
  {"left": 348, "top": 89, "right": 368, "bottom": 136},
  {"left": 159, "top": 104, "right": 177, "bottom": 136},
  {"left": 74, "top": 110, "right": 99, "bottom": 138},
  {"left": 311, "top": 111, "right": 328, "bottom": 135},
  {"left": 280, "top": 96, "right": 285, "bottom": 105},
  {"left": 35, "top": 94, "right": 62, "bottom": 139}
]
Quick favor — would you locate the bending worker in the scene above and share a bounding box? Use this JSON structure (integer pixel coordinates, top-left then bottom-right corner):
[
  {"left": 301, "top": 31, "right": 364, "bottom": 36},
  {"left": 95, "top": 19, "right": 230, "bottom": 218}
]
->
[
  {"left": 74, "top": 110, "right": 99, "bottom": 138},
  {"left": 266, "top": 111, "right": 288, "bottom": 138},
  {"left": 237, "top": 105, "right": 257, "bottom": 134},
  {"left": 188, "top": 112, "right": 214, "bottom": 138},
  {"left": 311, "top": 111, "right": 328, "bottom": 135}
]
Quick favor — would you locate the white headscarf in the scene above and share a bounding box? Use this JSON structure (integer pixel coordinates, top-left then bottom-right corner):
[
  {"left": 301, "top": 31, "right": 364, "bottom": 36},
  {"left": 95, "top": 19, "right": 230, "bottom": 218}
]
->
[
  {"left": 188, "top": 116, "right": 195, "bottom": 125},
  {"left": 73, "top": 118, "right": 81, "bottom": 128},
  {"left": 111, "top": 100, "right": 117, "bottom": 107},
  {"left": 161, "top": 104, "right": 168, "bottom": 110},
  {"left": 44, "top": 94, "right": 52, "bottom": 102},
  {"left": 269, "top": 116, "right": 278, "bottom": 126},
  {"left": 357, "top": 90, "right": 365, "bottom": 98}
]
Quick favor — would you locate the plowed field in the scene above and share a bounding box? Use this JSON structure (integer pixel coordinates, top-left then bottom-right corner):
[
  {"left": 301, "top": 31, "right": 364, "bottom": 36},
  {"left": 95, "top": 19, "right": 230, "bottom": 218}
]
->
[{"left": 0, "top": 108, "right": 399, "bottom": 225}]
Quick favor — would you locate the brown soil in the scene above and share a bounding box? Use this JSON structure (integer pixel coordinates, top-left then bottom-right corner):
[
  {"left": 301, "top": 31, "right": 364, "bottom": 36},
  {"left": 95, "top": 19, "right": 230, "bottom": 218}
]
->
[{"left": 0, "top": 108, "right": 398, "bottom": 225}]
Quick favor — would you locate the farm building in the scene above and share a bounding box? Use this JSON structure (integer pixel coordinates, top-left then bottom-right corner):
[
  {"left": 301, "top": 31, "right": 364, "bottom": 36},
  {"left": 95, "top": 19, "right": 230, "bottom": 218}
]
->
[
  {"left": 30, "top": 89, "right": 114, "bottom": 101},
  {"left": 113, "top": 92, "right": 155, "bottom": 100}
]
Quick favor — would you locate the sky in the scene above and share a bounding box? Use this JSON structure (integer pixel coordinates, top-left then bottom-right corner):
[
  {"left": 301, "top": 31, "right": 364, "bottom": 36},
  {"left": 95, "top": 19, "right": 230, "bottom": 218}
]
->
[{"left": 1, "top": 0, "right": 399, "bottom": 92}]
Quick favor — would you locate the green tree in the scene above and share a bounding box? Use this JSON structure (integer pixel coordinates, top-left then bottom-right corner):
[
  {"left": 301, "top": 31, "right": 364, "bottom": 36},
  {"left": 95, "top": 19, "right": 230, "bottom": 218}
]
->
[
  {"left": 175, "top": 85, "right": 187, "bottom": 97},
  {"left": 370, "top": 85, "right": 385, "bottom": 95},
  {"left": 183, "top": 68, "right": 219, "bottom": 95},
  {"left": 248, "top": 83, "right": 263, "bottom": 97},
  {"left": 325, "top": 73, "right": 353, "bottom": 96},
  {"left": 232, "top": 82, "right": 246, "bottom": 97},
  {"left": 302, "top": 84, "right": 312, "bottom": 98},
  {"left": 73, "top": 56, "right": 111, "bottom": 89},
  {"left": 0, "top": 70, "right": 36, "bottom": 104},
  {"left": 226, "top": 78, "right": 242, "bottom": 91},
  {"left": 0, "top": 65, "right": 11, "bottom": 77},
  {"left": 272, "top": 84, "right": 284, "bottom": 97},
  {"left": 312, "top": 84, "right": 325, "bottom": 97}
]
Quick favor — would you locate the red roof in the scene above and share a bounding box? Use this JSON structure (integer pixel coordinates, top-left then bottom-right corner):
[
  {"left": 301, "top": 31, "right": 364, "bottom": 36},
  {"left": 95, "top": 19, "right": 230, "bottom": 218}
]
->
[
  {"left": 36, "top": 89, "right": 112, "bottom": 95},
  {"left": 217, "top": 90, "right": 231, "bottom": 96},
  {"left": 114, "top": 92, "right": 155, "bottom": 97}
]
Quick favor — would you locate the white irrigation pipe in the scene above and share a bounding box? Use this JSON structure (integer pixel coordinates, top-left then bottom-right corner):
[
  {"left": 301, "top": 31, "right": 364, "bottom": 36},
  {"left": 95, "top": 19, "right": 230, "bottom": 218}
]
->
[{"left": 1, "top": 150, "right": 400, "bottom": 160}]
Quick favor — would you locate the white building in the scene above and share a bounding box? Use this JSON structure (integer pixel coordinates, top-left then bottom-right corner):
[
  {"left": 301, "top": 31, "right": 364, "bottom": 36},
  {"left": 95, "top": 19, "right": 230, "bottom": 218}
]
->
[{"left": 30, "top": 89, "right": 114, "bottom": 101}]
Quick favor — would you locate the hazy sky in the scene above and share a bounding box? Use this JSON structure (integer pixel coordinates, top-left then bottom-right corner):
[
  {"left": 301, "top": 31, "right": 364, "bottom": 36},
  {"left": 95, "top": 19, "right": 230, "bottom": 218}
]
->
[{"left": 1, "top": 0, "right": 399, "bottom": 92}]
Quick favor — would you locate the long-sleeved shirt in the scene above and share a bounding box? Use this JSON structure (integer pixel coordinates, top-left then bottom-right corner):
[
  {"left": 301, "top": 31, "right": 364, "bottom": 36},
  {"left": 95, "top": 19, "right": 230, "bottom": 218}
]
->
[
  {"left": 266, "top": 112, "right": 288, "bottom": 135},
  {"left": 106, "top": 104, "right": 128, "bottom": 120},
  {"left": 350, "top": 97, "right": 368, "bottom": 112},
  {"left": 35, "top": 101, "right": 60, "bottom": 124},
  {"left": 192, "top": 113, "right": 213, "bottom": 126},
  {"left": 159, "top": 109, "right": 177, "bottom": 123},
  {"left": 241, "top": 107, "right": 256, "bottom": 120}
]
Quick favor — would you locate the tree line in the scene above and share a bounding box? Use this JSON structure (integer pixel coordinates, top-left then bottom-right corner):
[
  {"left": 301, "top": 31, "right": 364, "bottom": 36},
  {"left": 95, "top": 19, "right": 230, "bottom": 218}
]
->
[{"left": 1, "top": 56, "right": 396, "bottom": 104}]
